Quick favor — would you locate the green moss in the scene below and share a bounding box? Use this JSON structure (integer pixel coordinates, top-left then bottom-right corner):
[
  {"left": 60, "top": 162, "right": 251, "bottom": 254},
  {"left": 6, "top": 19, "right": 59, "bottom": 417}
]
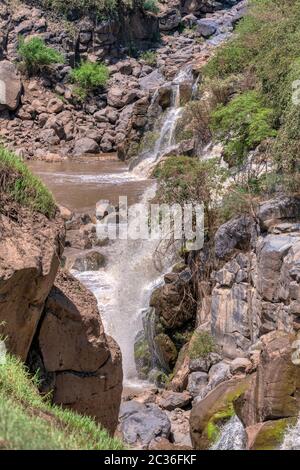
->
[
  {"left": 0, "top": 146, "right": 56, "bottom": 218},
  {"left": 252, "top": 418, "right": 297, "bottom": 451},
  {"left": 204, "top": 404, "right": 235, "bottom": 444}
]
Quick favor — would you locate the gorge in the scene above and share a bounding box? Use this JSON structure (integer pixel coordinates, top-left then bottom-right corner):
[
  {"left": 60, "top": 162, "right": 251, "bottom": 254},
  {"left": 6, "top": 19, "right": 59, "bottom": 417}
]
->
[{"left": 0, "top": 0, "right": 300, "bottom": 453}]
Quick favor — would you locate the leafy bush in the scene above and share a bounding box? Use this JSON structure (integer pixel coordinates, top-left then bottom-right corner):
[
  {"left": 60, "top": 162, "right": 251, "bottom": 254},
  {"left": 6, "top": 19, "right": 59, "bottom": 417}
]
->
[
  {"left": 18, "top": 37, "right": 65, "bottom": 75},
  {"left": 189, "top": 331, "right": 216, "bottom": 360},
  {"left": 142, "top": 0, "right": 159, "bottom": 14},
  {"left": 140, "top": 50, "right": 157, "bottom": 67},
  {"left": 0, "top": 146, "right": 56, "bottom": 218},
  {"left": 154, "top": 156, "right": 227, "bottom": 234},
  {"left": 70, "top": 61, "right": 109, "bottom": 98},
  {"left": 211, "top": 91, "right": 276, "bottom": 165}
]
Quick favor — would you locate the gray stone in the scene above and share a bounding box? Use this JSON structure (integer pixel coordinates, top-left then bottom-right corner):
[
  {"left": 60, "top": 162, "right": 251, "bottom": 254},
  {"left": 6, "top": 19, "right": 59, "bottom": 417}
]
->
[
  {"left": 119, "top": 401, "right": 171, "bottom": 447},
  {"left": 0, "top": 61, "right": 22, "bottom": 111},
  {"left": 197, "top": 19, "right": 218, "bottom": 38},
  {"left": 73, "top": 137, "right": 99, "bottom": 156},
  {"left": 187, "top": 371, "right": 208, "bottom": 398},
  {"left": 208, "top": 362, "right": 232, "bottom": 389},
  {"left": 215, "top": 215, "right": 255, "bottom": 260}
]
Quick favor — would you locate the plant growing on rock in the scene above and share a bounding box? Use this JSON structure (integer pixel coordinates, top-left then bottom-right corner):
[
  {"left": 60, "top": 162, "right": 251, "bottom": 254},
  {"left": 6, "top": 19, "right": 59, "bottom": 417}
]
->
[
  {"left": 211, "top": 91, "right": 276, "bottom": 166},
  {"left": 189, "top": 331, "right": 216, "bottom": 360},
  {"left": 154, "top": 156, "right": 227, "bottom": 235},
  {"left": 142, "top": 0, "right": 159, "bottom": 14},
  {"left": 0, "top": 146, "right": 56, "bottom": 217},
  {"left": 17, "top": 37, "right": 65, "bottom": 76},
  {"left": 70, "top": 61, "right": 110, "bottom": 99},
  {"left": 139, "top": 50, "right": 157, "bottom": 67}
]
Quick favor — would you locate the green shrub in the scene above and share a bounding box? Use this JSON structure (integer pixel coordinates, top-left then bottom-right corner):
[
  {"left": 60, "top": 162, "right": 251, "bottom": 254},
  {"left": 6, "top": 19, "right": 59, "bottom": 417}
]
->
[
  {"left": 154, "top": 156, "right": 227, "bottom": 234},
  {"left": 140, "top": 50, "right": 157, "bottom": 67},
  {"left": 18, "top": 37, "right": 64, "bottom": 75},
  {"left": 142, "top": 0, "right": 159, "bottom": 14},
  {"left": 211, "top": 91, "right": 276, "bottom": 166},
  {"left": 0, "top": 146, "right": 56, "bottom": 218},
  {"left": 189, "top": 331, "right": 216, "bottom": 360},
  {"left": 70, "top": 61, "right": 109, "bottom": 98}
]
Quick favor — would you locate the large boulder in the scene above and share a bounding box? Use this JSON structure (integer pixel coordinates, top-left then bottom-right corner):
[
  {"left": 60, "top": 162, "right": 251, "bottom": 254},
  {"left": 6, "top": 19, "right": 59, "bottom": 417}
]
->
[
  {"left": 158, "top": 9, "right": 182, "bottom": 32},
  {"left": 214, "top": 215, "right": 255, "bottom": 260},
  {"left": 196, "top": 19, "right": 218, "bottom": 38},
  {"left": 234, "top": 331, "right": 300, "bottom": 426},
  {"left": 257, "top": 196, "right": 300, "bottom": 231},
  {"left": 0, "top": 60, "right": 22, "bottom": 110},
  {"left": 73, "top": 137, "right": 99, "bottom": 156},
  {"left": 119, "top": 400, "right": 171, "bottom": 448},
  {"left": 32, "top": 270, "right": 123, "bottom": 434},
  {"left": 190, "top": 376, "right": 251, "bottom": 450},
  {"left": 0, "top": 200, "right": 64, "bottom": 361}
]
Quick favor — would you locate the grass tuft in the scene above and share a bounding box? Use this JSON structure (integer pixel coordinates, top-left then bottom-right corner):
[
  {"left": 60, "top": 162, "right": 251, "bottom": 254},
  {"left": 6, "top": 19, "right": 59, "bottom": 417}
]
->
[{"left": 0, "top": 146, "right": 56, "bottom": 218}]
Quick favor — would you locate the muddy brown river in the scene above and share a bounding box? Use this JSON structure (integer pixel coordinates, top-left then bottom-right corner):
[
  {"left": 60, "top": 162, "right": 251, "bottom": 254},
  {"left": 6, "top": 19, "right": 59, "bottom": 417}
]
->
[{"left": 28, "top": 158, "right": 152, "bottom": 213}]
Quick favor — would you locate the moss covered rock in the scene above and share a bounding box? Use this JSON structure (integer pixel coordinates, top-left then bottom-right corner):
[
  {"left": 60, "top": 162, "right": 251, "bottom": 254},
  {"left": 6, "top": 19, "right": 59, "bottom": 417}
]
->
[
  {"left": 247, "top": 418, "right": 297, "bottom": 450},
  {"left": 190, "top": 376, "right": 251, "bottom": 450}
]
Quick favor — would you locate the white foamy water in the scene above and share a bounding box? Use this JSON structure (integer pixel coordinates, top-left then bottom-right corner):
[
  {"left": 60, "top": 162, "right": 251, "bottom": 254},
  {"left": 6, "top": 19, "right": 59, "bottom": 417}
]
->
[
  {"left": 281, "top": 416, "right": 300, "bottom": 450},
  {"left": 210, "top": 416, "right": 247, "bottom": 450},
  {"left": 76, "top": 183, "right": 177, "bottom": 383}
]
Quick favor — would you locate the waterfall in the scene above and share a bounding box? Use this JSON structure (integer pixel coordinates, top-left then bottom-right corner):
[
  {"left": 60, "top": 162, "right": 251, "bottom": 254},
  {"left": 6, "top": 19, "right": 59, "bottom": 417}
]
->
[
  {"left": 281, "top": 416, "right": 300, "bottom": 450},
  {"left": 210, "top": 416, "right": 247, "bottom": 450},
  {"left": 131, "top": 67, "right": 194, "bottom": 178}
]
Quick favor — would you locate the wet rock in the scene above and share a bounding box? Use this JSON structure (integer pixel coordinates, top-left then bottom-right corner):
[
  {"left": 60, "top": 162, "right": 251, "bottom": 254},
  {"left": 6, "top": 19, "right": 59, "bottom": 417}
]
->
[
  {"left": 119, "top": 401, "right": 171, "bottom": 448},
  {"left": 154, "top": 333, "right": 178, "bottom": 369},
  {"left": 246, "top": 418, "right": 296, "bottom": 450},
  {"left": 0, "top": 60, "right": 22, "bottom": 110},
  {"left": 157, "top": 390, "right": 192, "bottom": 411},
  {"left": 168, "top": 343, "right": 190, "bottom": 392},
  {"left": 190, "top": 376, "right": 251, "bottom": 450},
  {"left": 69, "top": 250, "right": 106, "bottom": 272}
]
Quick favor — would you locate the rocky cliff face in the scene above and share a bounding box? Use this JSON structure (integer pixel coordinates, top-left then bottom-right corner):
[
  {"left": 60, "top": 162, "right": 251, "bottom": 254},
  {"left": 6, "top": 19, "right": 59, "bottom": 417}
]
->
[
  {"left": 29, "top": 270, "right": 123, "bottom": 434},
  {"left": 0, "top": 190, "right": 123, "bottom": 434},
  {"left": 0, "top": 197, "right": 65, "bottom": 360},
  {"left": 138, "top": 196, "right": 300, "bottom": 449}
]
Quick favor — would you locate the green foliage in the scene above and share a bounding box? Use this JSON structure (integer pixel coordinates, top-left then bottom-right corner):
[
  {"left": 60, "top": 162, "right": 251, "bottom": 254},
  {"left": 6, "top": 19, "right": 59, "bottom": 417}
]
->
[
  {"left": 70, "top": 61, "right": 109, "bottom": 98},
  {"left": 211, "top": 91, "right": 276, "bottom": 165},
  {"left": 0, "top": 354, "right": 124, "bottom": 450},
  {"left": 142, "top": 0, "right": 159, "bottom": 13},
  {"left": 0, "top": 146, "right": 56, "bottom": 218},
  {"left": 189, "top": 331, "right": 216, "bottom": 360},
  {"left": 37, "top": 0, "right": 119, "bottom": 18},
  {"left": 18, "top": 37, "right": 64, "bottom": 75},
  {"left": 139, "top": 50, "right": 157, "bottom": 67},
  {"left": 154, "top": 156, "right": 227, "bottom": 234}
]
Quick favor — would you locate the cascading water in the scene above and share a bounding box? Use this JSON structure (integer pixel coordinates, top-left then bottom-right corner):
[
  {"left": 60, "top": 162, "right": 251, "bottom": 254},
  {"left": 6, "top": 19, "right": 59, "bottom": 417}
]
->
[
  {"left": 75, "top": 68, "right": 194, "bottom": 385},
  {"left": 131, "top": 67, "right": 194, "bottom": 178},
  {"left": 281, "top": 416, "right": 300, "bottom": 450},
  {"left": 210, "top": 416, "right": 247, "bottom": 450}
]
